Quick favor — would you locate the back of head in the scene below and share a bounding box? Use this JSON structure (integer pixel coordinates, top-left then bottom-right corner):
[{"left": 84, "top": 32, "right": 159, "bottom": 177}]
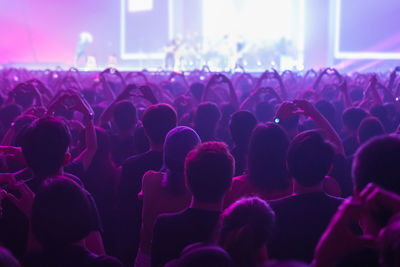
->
[
  {"left": 357, "top": 117, "right": 385, "bottom": 145},
  {"left": 353, "top": 135, "right": 400, "bottom": 194},
  {"left": 229, "top": 111, "right": 257, "bottom": 146},
  {"left": 287, "top": 130, "right": 334, "bottom": 187},
  {"left": 248, "top": 123, "right": 290, "bottom": 190},
  {"left": 219, "top": 197, "right": 275, "bottom": 267},
  {"left": 342, "top": 107, "right": 368, "bottom": 132},
  {"left": 31, "top": 177, "right": 92, "bottom": 249},
  {"left": 194, "top": 102, "right": 221, "bottom": 140},
  {"left": 163, "top": 126, "right": 201, "bottom": 194},
  {"left": 21, "top": 117, "right": 70, "bottom": 178},
  {"left": 0, "top": 247, "right": 20, "bottom": 267},
  {"left": 113, "top": 100, "right": 137, "bottom": 131},
  {"left": 185, "top": 142, "right": 234, "bottom": 203},
  {"left": 142, "top": 103, "right": 177, "bottom": 145},
  {"left": 167, "top": 244, "right": 233, "bottom": 267}
]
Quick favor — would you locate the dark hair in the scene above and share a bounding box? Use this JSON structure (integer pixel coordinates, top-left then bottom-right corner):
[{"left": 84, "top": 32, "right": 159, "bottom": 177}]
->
[
  {"left": 163, "top": 127, "right": 201, "bottom": 195},
  {"left": 248, "top": 123, "right": 290, "bottom": 191},
  {"left": 370, "top": 105, "right": 391, "bottom": 132},
  {"left": 0, "top": 247, "right": 20, "bottom": 267},
  {"left": 342, "top": 107, "right": 368, "bottom": 132},
  {"left": 142, "top": 103, "right": 177, "bottom": 145},
  {"left": 113, "top": 100, "right": 137, "bottom": 131},
  {"left": 31, "top": 177, "right": 92, "bottom": 248},
  {"left": 353, "top": 135, "right": 400, "bottom": 194},
  {"left": 167, "top": 244, "right": 233, "bottom": 267},
  {"left": 185, "top": 142, "right": 234, "bottom": 203},
  {"left": 194, "top": 102, "right": 221, "bottom": 142},
  {"left": 357, "top": 117, "right": 385, "bottom": 144},
  {"left": 287, "top": 130, "right": 334, "bottom": 187},
  {"left": 229, "top": 111, "right": 257, "bottom": 145},
  {"left": 21, "top": 117, "right": 71, "bottom": 178},
  {"left": 218, "top": 197, "right": 275, "bottom": 267}
]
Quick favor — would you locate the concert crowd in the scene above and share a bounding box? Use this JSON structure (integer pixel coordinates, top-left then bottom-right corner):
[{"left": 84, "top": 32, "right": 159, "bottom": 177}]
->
[{"left": 0, "top": 66, "right": 399, "bottom": 267}]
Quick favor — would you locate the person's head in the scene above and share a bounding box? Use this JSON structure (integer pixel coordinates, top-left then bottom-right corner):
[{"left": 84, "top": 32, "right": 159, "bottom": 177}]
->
[
  {"left": 21, "top": 117, "right": 71, "bottom": 178},
  {"left": 163, "top": 126, "right": 201, "bottom": 194},
  {"left": 287, "top": 130, "right": 334, "bottom": 187},
  {"left": 357, "top": 117, "right": 385, "bottom": 145},
  {"left": 342, "top": 107, "right": 368, "bottom": 134},
  {"left": 31, "top": 177, "right": 93, "bottom": 249},
  {"left": 194, "top": 102, "right": 221, "bottom": 141},
  {"left": 142, "top": 103, "right": 177, "bottom": 146},
  {"left": 185, "top": 142, "right": 234, "bottom": 203},
  {"left": 218, "top": 197, "right": 275, "bottom": 267},
  {"left": 113, "top": 100, "right": 137, "bottom": 132},
  {"left": 353, "top": 135, "right": 400, "bottom": 195},
  {"left": 248, "top": 123, "right": 290, "bottom": 191},
  {"left": 165, "top": 244, "right": 233, "bottom": 267},
  {"left": 0, "top": 247, "right": 20, "bottom": 267},
  {"left": 379, "top": 214, "right": 400, "bottom": 267},
  {"left": 229, "top": 111, "right": 257, "bottom": 146},
  {"left": 255, "top": 101, "right": 274, "bottom": 123}
]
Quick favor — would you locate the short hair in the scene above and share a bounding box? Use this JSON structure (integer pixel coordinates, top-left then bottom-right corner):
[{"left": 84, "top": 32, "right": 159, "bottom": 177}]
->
[
  {"left": 194, "top": 102, "right": 221, "bottom": 131},
  {"left": 353, "top": 135, "right": 400, "bottom": 194},
  {"left": 248, "top": 123, "right": 290, "bottom": 191},
  {"left": 142, "top": 103, "right": 177, "bottom": 145},
  {"left": 342, "top": 107, "right": 368, "bottom": 132},
  {"left": 0, "top": 247, "right": 20, "bottom": 267},
  {"left": 229, "top": 111, "right": 257, "bottom": 145},
  {"left": 287, "top": 130, "right": 334, "bottom": 187},
  {"left": 113, "top": 100, "right": 137, "bottom": 131},
  {"left": 21, "top": 117, "right": 71, "bottom": 177},
  {"left": 31, "top": 177, "right": 92, "bottom": 248},
  {"left": 185, "top": 142, "right": 234, "bottom": 203},
  {"left": 315, "top": 100, "right": 336, "bottom": 126},
  {"left": 357, "top": 117, "right": 385, "bottom": 144},
  {"left": 218, "top": 197, "right": 275, "bottom": 267},
  {"left": 190, "top": 83, "right": 205, "bottom": 103}
]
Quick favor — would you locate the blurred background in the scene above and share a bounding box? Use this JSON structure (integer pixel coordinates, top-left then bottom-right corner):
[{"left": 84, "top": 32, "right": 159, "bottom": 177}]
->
[{"left": 1, "top": 0, "right": 400, "bottom": 72}]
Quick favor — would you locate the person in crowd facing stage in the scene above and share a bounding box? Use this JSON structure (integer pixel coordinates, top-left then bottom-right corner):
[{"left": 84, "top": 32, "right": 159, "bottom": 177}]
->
[
  {"left": 342, "top": 107, "right": 368, "bottom": 156},
  {"left": 0, "top": 113, "right": 104, "bottom": 259},
  {"left": 229, "top": 110, "right": 258, "bottom": 176},
  {"left": 117, "top": 103, "right": 177, "bottom": 264},
  {"left": 193, "top": 102, "right": 221, "bottom": 142},
  {"left": 151, "top": 142, "right": 234, "bottom": 267},
  {"left": 22, "top": 177, "right": 123, "bottom": 267},
  {"left": 357, "top": 117, "right": 385, "bottom": 145},
  {"left": 224, "top": 123, "right": 292, "bottom": 207},
  {"left": 135, "top": 126, "right": 201, "bottom": 266},
  {"left": 268, "top": 130, "right": 342, "bottom": 263},
  {"left": 218, "top": 197, "right": 276, "bottom": 267}
]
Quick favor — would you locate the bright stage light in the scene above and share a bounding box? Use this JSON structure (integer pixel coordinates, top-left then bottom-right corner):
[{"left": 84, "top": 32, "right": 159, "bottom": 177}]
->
[{"left": 334, "top": 0, "right": 400, "bottom": 60}]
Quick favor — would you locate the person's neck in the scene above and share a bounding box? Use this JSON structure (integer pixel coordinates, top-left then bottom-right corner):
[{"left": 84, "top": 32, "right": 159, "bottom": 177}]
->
[
  {"left": 190, "top": 198, "right": 223, "bottom": 212},
  {"left": 150, "top": 142, "right": 163, "bottom": 152},
  {"left": 293, "top": 180, "right": 323, "bottom": 195}
]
